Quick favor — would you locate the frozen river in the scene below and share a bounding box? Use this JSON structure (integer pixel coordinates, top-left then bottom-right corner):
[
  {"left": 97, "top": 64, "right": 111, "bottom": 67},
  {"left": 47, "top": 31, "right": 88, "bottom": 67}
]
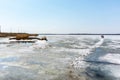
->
[{"left": 0, "top": 35, "right": 120, "bottom": 80}]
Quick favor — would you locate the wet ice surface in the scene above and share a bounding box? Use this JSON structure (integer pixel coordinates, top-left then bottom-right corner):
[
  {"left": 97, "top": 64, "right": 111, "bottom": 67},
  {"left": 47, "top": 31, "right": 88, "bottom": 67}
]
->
[{"left": 0, "top": 35, "right": 120, "bottom": 80}]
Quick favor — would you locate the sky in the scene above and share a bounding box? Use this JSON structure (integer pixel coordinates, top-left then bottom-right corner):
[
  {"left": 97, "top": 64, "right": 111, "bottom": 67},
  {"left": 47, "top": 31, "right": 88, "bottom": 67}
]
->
[{"left": 0, "top": 0, "right": 120, "bottom": 33}]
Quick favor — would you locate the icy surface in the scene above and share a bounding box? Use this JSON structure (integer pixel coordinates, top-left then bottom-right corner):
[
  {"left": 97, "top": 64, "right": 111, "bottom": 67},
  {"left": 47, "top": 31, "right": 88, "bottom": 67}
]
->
[{"left": 0, "top": 35, "right": 120, "bottom": 80}]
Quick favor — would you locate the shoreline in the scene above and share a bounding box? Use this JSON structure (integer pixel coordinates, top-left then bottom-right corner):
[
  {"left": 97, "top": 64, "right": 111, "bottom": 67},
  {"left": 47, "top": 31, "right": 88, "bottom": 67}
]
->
[
  {"left": 0, "top": 32, "right": 38, "bottom": 37},
  {"left": 39, "top": 33, "right": 120, "bottom": 35}
]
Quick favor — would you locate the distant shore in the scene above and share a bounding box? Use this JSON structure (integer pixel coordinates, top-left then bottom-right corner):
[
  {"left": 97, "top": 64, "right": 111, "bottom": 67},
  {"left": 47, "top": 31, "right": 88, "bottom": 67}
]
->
[
  {"left": 0, "top": 32, "right": 120, "bottom": 37},
  {"left": 39, "top": 33, "right": 120, "bottom": 35},
  {"left": 0, "top": 32, "right": 38, "bottom": 37}
]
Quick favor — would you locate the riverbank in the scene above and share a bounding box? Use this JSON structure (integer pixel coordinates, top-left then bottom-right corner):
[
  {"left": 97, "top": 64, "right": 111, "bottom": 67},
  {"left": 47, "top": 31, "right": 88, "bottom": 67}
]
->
[{"left": 0, "top": 32, "right": 38, "bottom": 37}]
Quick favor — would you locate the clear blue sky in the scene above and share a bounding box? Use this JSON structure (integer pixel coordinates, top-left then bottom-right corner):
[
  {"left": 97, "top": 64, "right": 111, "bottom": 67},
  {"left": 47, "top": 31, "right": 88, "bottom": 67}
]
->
[{"left": 0, "top": 0, "right": 120, "bottom": 33}]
